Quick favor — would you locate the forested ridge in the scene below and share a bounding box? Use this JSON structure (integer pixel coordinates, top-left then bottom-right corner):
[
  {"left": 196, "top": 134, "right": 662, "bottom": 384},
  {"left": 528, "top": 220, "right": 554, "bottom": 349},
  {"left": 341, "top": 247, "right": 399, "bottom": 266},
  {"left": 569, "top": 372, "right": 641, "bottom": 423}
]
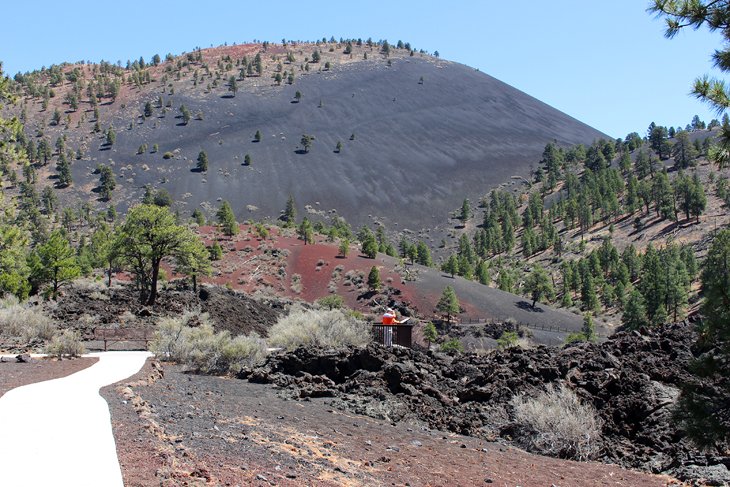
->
[{"left": 419, "top": 123, "right": 723, "bottom": 330}]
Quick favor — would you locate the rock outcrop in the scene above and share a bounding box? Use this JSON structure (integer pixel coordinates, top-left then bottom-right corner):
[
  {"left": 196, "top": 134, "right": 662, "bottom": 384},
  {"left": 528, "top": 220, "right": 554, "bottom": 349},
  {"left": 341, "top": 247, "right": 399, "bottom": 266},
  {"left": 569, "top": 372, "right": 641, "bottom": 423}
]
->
[{"left": 241, "top": 321, "right": 729, "bottom": 485}]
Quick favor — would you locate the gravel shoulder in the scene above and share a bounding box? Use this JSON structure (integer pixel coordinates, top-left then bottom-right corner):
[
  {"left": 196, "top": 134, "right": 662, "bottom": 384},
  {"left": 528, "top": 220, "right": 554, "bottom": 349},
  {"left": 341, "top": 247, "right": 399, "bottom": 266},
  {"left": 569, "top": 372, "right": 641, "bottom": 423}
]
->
[{"left": 103, "top": 360, "right": 677, "bottom": 486}]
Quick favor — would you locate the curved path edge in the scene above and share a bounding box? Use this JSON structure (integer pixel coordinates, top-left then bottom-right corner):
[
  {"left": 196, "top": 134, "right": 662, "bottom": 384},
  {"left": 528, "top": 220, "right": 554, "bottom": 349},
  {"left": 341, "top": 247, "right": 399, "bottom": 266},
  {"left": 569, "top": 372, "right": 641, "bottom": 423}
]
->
[{"left": 0, "top": 351, "right": 152, "bottom": 487}]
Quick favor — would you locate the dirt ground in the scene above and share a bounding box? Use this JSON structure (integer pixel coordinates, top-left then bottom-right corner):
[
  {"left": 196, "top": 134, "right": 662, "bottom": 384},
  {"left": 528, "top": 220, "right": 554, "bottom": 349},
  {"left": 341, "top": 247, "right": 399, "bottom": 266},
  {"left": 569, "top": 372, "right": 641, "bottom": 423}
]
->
[
  {"left": 0, "top": 356, "right": 97, "bottom": 397},
  {"left": 101, "top": 360, "right": 678, "bottom": 487}
]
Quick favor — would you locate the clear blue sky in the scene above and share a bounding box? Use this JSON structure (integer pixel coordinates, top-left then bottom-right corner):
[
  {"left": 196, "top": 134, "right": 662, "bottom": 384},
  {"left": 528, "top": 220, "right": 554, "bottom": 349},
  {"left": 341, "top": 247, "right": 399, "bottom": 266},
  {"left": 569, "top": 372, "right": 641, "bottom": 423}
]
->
[{"left": 0, "top": 1, "right": 723, "bottom": 138}]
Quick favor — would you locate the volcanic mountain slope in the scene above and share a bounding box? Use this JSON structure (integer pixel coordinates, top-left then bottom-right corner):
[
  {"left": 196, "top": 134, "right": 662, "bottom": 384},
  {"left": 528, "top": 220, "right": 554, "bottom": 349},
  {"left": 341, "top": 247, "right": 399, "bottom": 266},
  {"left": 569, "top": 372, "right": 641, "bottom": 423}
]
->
[{"left": 15, "top": 41, "right": 607, "bottom": 231}]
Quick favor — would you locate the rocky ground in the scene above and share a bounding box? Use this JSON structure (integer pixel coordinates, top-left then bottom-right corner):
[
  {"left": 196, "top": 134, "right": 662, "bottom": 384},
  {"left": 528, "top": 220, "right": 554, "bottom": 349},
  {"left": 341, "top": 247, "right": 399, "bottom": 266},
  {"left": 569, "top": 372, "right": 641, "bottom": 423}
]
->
[
  {"left": 42, "top": 281, "right": 288, "bottom": 345},
  {"left": 240, "top": 320, "right": 729, "bottom": 485},
  {"left": 3, "top": 283, "right": 727, "bottom": 484},
  {"left": 102, "top": 360, "right": 676, "bottom": 486}
]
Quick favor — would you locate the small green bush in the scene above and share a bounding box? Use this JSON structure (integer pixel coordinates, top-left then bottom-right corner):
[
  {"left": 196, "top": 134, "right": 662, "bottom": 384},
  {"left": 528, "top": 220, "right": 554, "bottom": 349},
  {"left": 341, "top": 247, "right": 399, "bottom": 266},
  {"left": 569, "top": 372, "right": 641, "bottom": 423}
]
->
[
  {"left": 209, "top": 242, "right": 223, "bottom": 260},
  {"left": 163, "top": 151, "right": 174, "bottom": 159},
  {"left": 565, "top": 332, "right": 588, "bottom": 344},
  {"left": 497, "top": 331, "right": 519, "bottom": 349},
  {"left": 45, "top": 329, "right": 85, "bottom": 358},
  {"left": 268, "top": 307, "right": 370, "bottom": 350},
  {"left": 440, "top": 338, "right": 464, "bottom": 353},
  {"left": 317, "top": 295, "right": 344, "bottom": 310},
  {"left": 422, "top": 322, "right": 438, "bottom": 347}
]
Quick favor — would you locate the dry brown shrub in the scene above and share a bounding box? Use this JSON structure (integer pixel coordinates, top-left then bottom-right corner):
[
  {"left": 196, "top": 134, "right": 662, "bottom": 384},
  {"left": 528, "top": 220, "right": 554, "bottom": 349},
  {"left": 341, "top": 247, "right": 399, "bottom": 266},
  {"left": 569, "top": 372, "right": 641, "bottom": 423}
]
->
[
  {"left": 0, "top": 296, "right": 56, "bottom": 344},
  {"left": 510, "top": 383, "right": 601, "bottom": 461},
  {"left": 45, "top": 329, "right": 85, "bottom": 358},
  {"left": 268, "top": 306, "right": 370, "bottom": 350}
]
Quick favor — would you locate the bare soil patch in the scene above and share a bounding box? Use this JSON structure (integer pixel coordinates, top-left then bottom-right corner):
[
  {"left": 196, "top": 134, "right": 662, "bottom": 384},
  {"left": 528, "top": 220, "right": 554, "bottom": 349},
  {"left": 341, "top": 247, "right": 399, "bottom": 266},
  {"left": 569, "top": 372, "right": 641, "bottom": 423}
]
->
[{"left": 0, "top": 357, "right": 98, "bottom": 397}]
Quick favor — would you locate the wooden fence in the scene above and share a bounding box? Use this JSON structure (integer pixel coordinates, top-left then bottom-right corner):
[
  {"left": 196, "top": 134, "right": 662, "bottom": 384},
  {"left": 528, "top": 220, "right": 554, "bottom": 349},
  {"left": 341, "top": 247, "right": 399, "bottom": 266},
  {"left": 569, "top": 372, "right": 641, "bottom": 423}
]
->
[
  {"left": 459, "top": 317, "right": 608, "bottom": 338},
  {"left": 92, "top": 327, "right": 151, "bottom": 351}
]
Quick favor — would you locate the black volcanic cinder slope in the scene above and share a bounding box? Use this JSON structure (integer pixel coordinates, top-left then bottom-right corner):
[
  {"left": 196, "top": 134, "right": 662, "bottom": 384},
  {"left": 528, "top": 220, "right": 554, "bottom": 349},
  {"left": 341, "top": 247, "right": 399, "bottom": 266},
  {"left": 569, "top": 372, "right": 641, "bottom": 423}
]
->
[{"left": 74, "top": 56, "right": 606, "bottom": 229}]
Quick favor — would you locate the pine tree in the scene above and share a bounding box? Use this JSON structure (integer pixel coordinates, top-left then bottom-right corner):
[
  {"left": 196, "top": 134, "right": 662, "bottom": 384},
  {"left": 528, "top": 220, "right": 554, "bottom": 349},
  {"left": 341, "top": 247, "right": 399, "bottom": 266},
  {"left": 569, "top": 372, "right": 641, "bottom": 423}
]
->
[
  {"left": 98, "top": 165, "right": 116, "bottom": 201},
  {"left": 665, "top": 252, "right": 690, "bottom": 322},
  {"left": 459, "top": 198, "right": 471, "bottom": 225},
  {"left": 525, "top": 265, "right": 554, "bottom": 308},
  {"left": 653, "top": 171, "right": 676, "bottom": 220},
  {"left": 398, "top": 236, "right": 410, "bottom": 259},
  {"left": 174, "top": 235, "right": 212, "bottom": 293},
  {"left": 441, "top": 254, "right": 458, "bottom": 278},
  {"left": 41, "top": 186, "right": 57, "bottom": 214},
  {"left": 338, "top": 238, "right": 350, "bottom": 257},
  {"left": 640, "top": 244, "right": 665, "bottom": 323},
  {"left": 192, "top": 208, "right": 205, "bottom": 226},
  {"left": 561, "top": 282, "right": 574, "bottom": 307},
  {"left": 283, "top": 195, "right": 296, "bottom": 226},
  {"left": 56, "top": 157, "right": 72, "bottom": 187},
  {"left": 635, "top": 150, "right": 651, "bottom": 179},
  {"left": 300, "top": 133, "right": 313, "bottom": 152},
  {"left": 105, "top": 126, "right": 116, "bottom": 146},
  {"left": 476, "top": 260, "right": 490, "bottom": 285},
  {"left": 209, "top": 242, "right": 223, "bottom": 260},
  {"left": 701, "top": 229, "right": 730, "bottom": 341},
  {"left": 197, "top": 150, "right": 208, "bottom": 172},
  {"left": 115, "top": 204, "right": 206, "bottom": 305},
  {"left": 497, "top": 267, "right": 515, "bottom": 293},
  {"left": 457, "top": 255, "right": 474, "bottom": 279},
  {"left": 672, "top": 130, "right": 698, "bottom": 168},
  {"left": 625, "top": 175, "right": 640, "bottom": 214},
  {"left": 581, "top": 313, "right": 596, "bottom": 342},
  {"left": 361, "top": 232, "right": 378, "bottom": 258},
  {"left": 619, "top": 150, "right": 632, "bottom": 175},
  {"left": 367, "top": 266, "right": 381, "bottom": 291},
  {"left": 216, "top": 201, "right": 238, "bottom": 236},
  {"left": 180, "top": 105, "right": 191, "bottom": 125},
  {"left": 689, "top": 173, "right": 707, "bottom": 222},
  {"left": 423, "top": 322, "right": 438, "bottom": 349},
  {"left": 437, "top": 286, "right": 460, "bottom": 322},
  {"left": 416, "top": 241, "right": 432, "bottom": 266},
  {"left": 406, "top": 244, "right": 418, "bottom": 264},
  {"left": 581, "top": 273, "right": 599, "bottom": 313},
  {"left": 298, "top": 217, "right": 313, "bottom": 244},
  {"left": 32, "top": 230, "right": 80, "bottom": 299}
]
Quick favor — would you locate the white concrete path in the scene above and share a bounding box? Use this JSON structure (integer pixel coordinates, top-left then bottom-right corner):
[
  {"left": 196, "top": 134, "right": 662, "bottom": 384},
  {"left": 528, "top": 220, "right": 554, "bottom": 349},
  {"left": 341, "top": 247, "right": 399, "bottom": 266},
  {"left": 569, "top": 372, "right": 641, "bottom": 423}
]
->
[{"left": 0, "top": 351, "right": 151, "bottom": 486}]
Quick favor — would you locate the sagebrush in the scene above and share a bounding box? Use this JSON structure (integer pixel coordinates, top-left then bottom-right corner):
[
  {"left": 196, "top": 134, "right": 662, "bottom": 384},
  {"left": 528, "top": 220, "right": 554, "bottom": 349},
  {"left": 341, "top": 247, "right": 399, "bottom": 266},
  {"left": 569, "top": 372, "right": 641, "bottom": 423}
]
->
[
  {"left": 151, "top": 311, "right": 266, "bottom": 374},
  {"left": 45, "top": 329, "right": 86, "bottom": 358},
  {"left": 510, "top": 383, "right": 602, "bottom": 461},
  {"left": 268, "top": 307, "right": 370, "bottom": 350},
  {"left": 0, "top": 296, "right": 56, "bottom": 345}
]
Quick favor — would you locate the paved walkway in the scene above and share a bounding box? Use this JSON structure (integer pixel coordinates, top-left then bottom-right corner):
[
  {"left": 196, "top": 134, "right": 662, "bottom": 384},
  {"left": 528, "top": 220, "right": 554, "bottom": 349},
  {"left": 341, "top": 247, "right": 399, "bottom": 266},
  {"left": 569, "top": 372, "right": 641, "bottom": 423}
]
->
[{"left": 0, "top": 351, "right": 151, "bottom": 486}]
